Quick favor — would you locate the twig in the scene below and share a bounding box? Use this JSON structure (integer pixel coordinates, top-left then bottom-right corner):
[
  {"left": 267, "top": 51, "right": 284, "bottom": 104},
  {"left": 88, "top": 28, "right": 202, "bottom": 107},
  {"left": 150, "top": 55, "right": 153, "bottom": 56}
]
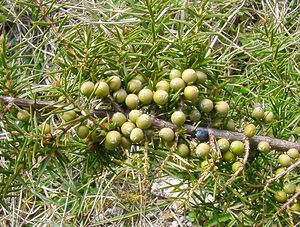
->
[
  {"left": 225, "top": 137, "right": 250, "bottom": 187},
  {"left": 264, "top": 158, "right": 300, "bottom": 191},
  {"left": 0, "top": 96, "right": 299, "bottom": 151}
]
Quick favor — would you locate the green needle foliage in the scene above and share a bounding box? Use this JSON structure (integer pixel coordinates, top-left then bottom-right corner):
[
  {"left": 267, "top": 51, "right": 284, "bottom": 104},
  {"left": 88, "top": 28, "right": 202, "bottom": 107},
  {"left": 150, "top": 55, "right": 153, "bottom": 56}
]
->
[{"left": 0, "top": 0, "right": 300, "bottom": 226}]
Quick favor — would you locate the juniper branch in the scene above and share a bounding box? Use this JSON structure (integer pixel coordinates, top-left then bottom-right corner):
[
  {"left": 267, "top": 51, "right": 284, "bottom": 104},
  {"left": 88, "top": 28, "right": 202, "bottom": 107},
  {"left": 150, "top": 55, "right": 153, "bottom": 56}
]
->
[{"left": 0, "top": 96, "right": 299, "bottom": 151}]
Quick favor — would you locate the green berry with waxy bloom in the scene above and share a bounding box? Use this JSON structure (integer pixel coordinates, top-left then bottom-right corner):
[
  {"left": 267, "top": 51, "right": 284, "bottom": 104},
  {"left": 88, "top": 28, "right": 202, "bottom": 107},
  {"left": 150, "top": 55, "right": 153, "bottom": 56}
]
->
[
  {"left": 121, "top": 136, "right": 132, "bottom": 150},
  {"left": 95, "top": 81, "right": 110, "bottom": 98},
  {"left": 177, "top": 143, "right": 190, "bottom": 158},
  {"left": 183, "top": 85, "right": 199, "bottom": 101},
  {"left": 189, "top": 109, "right": 201, "bottom": 122},
  {"left": 195, "top": 143, "right": 210, "bottom": 158},
  {"left": 278, "top": 154, "right": 292, "bottom": 167},
  {"left": 244, "top": 123, "right": 256, "bottom": 137},
  {"left": 287, "top": 148, "right": 299, "bottom": 159},
  {"left": 107, "top": 76, "right": 121, "bottom": 91},
  {"left": 136, "top": 114, "right": 152, "bottom": 130},
  {"left": 252, "top": 107, "right": 264, "bottom": 121},
  {"left": 171, "top": 111, "right": 186, "bottom": 126},
  {"left": 275, "top": 167, "right": 286, "bottom": 176},
  {"left": 169, "top": 69, "right": 182, "bottom": 80},
  {"left": 127, "top": 79, "right": 142, "bottom": 94},
  {"left": 130, "top": 128, "right": 144, "bottom": 143},
  {"left": 196, "top": 71, "right": 207, "bottom": 84},
  {"left": 223, "top": 151, "right": 235, "bottom": 162},
  {"left": 226, "top": 119, "right": 236, "bottom": 131},
  {"left": 76, "top": 125, "right": 89, "bottom": 139},
  {"left": 80, "top": 81, "right": 95, "bottom": 97},
  {"left": 232, "top": 161, "right": 243, "bottom": 172},
  {"left": 125, "top": 94, "right": 139, "bottom": 109},
  {"left": 138, "top": 88, "right": 153, "bottom": 105},
  {"left": 274, "top": 190, "right": 287, "bottom": 203},
  {"left": 283, "top": 183, "right": 296, "bottom": 194},
  {"left": 61, "top": 110, "right": 77, "bottom": 122},
  {"left": 170, "top": 78, "right": 186, "bottom": 91},
  {"left": 257, "top": 141, "right": 270, "bottom": 153},
  {"left": 217, "top": 138, "right": 230, "bottom": 152},
  {"left": 113, "top": 89, "right": 127, "bottom": 103},
  {"left": 215, "top": 101, "right": 229, "bottom": 116},
  {"left": 230, "top": 141, "right": 245, "bottom": 156},
  {"left": 155, "top": 80, "right": 170, "bottom": 92},
  {"left": 182, "top": 69, "right": 197, "bottom": 84},
  {"left": 39, "top": 123, "right": 51, "bottom": 134},
  {"left": 264, "top": 111, "right": 274, "bottom": 124},
  {"left": 17, "top": 110, "right": 31, "bottom": 123},
  {"left": 159, "top": 128, "right": 175, "bottom": 142},
  {"left": 290, "top": 203, "right": 300, "bottom": 212},
  {"left": 111, "top": 112, "right": 127, "bottom": 127},
  {"left": 105, "top": 130, "right": 122, "bottom": 150},
  {"left": 153, "top": 90, "right": 168, "bottom": 105},
  {"left": 121, "top": 121, "right": 136, "bottom": 137},
  {"left": 200, "top": 99, "right": 214, "bottom": 113},
  {"left": 128, "top": 109, "right": 142, "bottom": 123}
]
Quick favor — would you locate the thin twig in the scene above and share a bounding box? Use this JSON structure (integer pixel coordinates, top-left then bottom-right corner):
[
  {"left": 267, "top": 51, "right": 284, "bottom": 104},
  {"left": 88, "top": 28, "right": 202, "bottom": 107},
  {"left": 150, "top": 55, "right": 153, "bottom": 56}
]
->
[{"left": 0, "top": 96, "right": 299, "bottom": 151}]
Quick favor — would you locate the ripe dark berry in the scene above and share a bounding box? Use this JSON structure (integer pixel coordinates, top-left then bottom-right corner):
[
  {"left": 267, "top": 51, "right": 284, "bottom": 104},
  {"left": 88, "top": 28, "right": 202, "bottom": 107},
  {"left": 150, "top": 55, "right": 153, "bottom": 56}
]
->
[
  {"left": 171, "top": 111, "right": 186, "bottom": 126},
  {"left": 195, "top": 129, "right": 209, "bottom": 142},
  {"left": 95, "top": 81, "right": 110, "bottom": 98},
  {"left": 80, "top": 81, "right": 95, "bottom": 97}
]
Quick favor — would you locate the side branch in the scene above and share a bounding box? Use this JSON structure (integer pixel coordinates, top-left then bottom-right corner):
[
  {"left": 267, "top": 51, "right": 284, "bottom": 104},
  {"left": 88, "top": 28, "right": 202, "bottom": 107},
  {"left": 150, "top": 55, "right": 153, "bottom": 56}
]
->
[{"left": 0, "top": 96, "right": 299, "bottom": 151}]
